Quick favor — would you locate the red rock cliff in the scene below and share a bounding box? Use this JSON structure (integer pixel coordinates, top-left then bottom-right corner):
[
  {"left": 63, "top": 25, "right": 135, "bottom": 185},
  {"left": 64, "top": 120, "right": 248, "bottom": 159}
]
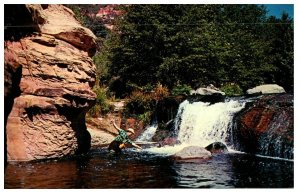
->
[{"left": 4, "top": 4, "right": 97, "bottom": 161}]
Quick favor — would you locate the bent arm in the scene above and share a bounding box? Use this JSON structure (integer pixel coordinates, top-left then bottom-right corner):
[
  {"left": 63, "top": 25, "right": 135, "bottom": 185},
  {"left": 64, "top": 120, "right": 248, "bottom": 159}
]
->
[{"left": 112, "top": 121, "right": 122, "bottom": 132}]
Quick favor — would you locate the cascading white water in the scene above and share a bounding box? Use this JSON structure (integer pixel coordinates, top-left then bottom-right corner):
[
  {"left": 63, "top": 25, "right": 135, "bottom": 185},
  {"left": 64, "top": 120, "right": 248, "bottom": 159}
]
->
[
  {"left": 177, "top": 99, "right": 245, "bottom": 147},
  {"left": 146, "top": 99, "right": 246, "bottom": 155},
  {"left": 136, "top": 124, "right": 158, "bottom": 141}
]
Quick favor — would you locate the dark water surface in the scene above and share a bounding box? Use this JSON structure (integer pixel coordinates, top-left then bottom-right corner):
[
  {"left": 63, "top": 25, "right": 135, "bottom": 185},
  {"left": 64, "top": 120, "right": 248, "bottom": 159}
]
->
[{"left": 5, "top": 148, "right": 293, "bottom": 188}]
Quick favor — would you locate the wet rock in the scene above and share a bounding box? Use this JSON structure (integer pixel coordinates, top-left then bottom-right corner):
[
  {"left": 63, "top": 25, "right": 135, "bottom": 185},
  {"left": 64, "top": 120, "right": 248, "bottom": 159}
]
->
[
  {"left": 172, "top": 146, "right": 212, "bottom": 160},
  {"left": 130, "top": 142, "right": 160, "bottom": 149},
  {"left": 205, "top": 142, "right": 228, "bottom": 154},
  {"left": 152, "top": 130, "right": 173, "bottom": 142},
  {"left": 187, "top": 93, "right": 225, "bottom": 104},
  {"left": 152, "top": 119, "right": 177, "bottom": 142},
  {"left": 158, "top": 137, "right": 180, "bottom": 147},
  {"left": 5, "top": 4, "right": 97, "bottom": 161},
  {"left": 233, "top": 94, "right": 293, "bottom": 159},
  {"left": 156, "top": 96, "right": 184, "bottom": 124}
]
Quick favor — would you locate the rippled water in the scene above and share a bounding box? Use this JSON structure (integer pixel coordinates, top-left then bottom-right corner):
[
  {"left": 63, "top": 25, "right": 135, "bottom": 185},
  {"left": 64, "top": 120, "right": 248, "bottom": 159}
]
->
[{"left": 5, "top": 148, "right": 293, "bottom": 188}]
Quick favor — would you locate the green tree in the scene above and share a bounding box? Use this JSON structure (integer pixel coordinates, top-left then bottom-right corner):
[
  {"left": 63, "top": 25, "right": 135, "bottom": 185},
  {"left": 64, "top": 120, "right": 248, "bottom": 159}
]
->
[
  {"left": 101, "top": 4, "right": 293, "bottom": 96},
  {"left": 264, "top": 14, "right": 294, "bottom": 92}
]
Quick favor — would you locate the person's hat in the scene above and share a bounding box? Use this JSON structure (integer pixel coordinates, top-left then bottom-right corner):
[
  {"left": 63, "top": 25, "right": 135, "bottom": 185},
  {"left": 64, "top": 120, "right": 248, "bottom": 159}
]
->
[{"left": 127, "top": 128, "right": 135, "bottom": 134}]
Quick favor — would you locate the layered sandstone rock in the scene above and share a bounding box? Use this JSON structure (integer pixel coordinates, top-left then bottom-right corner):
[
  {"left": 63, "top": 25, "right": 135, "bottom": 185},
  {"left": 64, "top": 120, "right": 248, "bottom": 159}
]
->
[
  {"left": 5, "top": 4, "right": 97, "bottom": 161},
  {"left": 4, "top": 42, "right": 23, "bottom": 164}
]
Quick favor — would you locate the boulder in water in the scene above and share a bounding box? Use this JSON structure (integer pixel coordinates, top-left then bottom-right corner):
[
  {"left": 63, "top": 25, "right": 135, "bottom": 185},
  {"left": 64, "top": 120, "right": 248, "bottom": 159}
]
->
[
  {"left": 205, "top": 142, "right": 228, "bottom": 154},
  {"left": 172, "top": 146, "right": 212, "bottom": 160}
]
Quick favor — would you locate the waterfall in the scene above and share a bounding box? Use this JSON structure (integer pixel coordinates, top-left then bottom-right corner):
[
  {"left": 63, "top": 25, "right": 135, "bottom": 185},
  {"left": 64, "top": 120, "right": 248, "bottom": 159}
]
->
[
  {"left": 173, "top": 100, "right": 190, "bottom": 136},
  {"left": 146, "top": 98, "right": 246, "bottom": 155},
  {"left": 136, "top": 124, "right": 158, "bottom": 141},
  {"left": 176, "top": 99, "right": 246, "bottom": 147}
]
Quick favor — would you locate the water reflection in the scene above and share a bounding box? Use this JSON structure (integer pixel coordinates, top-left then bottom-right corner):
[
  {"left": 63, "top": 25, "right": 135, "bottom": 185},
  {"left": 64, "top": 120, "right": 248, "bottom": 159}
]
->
[
  {"left": 5, "top": 159, "right": 78, "bottom": 188},
  {"left": 172, "top": 153, "right": 293, "bottom": 188},
  {"left": 5, "top": 150, "right": 178, "bottom": 188},
  {"left": 229, "top": 154, "right": 294, "bottom": 188},
  {"left": 5, "top": 149, "right": 293, "bottom": 188},
  {"left": 172, "top": 155, "right": 234, "bottom": 188}
]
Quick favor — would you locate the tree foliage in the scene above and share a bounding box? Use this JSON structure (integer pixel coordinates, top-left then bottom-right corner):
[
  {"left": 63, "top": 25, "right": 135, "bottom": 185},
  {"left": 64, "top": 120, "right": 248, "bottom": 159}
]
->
[
  {"left": 263, "top": 14, "right": 294, "bottom": 91},
  {"left": 78, "top": 4, "right": 294, "bottom": 96}
]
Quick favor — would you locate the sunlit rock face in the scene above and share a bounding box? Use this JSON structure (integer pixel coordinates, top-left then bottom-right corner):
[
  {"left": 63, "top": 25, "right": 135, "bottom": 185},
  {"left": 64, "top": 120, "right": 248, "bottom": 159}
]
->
[
  {"left": 5, "top": 4, "right": 97, "bottom": 161},
  {"left": 233, "top": 94, "right": 293, "bottom": 159}
]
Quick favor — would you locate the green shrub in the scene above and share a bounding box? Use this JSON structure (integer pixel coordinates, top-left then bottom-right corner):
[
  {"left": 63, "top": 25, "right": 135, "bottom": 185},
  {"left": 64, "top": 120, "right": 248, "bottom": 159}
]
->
[
  {"left": 171, "top": 84, "right": 192, "bottom": 96},
  {"left": 88, "top": 86, "right": 113, "bottom": 117},
  {"left": 137, "top": 111, "right": 152, "bottom": 123},
  {"left": 220, "top": 83, "right": 244, "bottom": 96}
]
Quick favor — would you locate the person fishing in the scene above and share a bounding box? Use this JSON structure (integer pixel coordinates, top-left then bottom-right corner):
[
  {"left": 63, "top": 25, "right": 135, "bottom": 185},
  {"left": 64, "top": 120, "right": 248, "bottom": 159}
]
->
[{"left": 108, "top": 120, "right": 142, "bottom": 154}]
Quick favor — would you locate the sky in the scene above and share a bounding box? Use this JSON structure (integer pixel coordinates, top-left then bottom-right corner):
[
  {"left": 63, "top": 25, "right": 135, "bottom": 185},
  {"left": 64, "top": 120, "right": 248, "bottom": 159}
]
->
[{"left": 264, "top": 4, "right": 294, "bottom": 18}]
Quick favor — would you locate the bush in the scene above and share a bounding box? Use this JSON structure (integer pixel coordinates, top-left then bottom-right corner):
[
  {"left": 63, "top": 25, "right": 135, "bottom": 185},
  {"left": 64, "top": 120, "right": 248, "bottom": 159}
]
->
[
  {"left": 171, "top": 84, "right": 192, "bottom": 96},
  {"left": 88, "top": 86, "right": 113, "bottom": 117},
  {"left": 151, "top": 83, "right": 170, "bottom": 101},
  {"left": 125, "top": 90, "right": 154, "bottom": 115},
  {"left": 125, "top": 84, "right": 171, "bottom": 123},
  {"left": 220, "top": 83, "right": 244, "bottom": 96},
  {"left": 137, "top": 111, "right": 152, "bottom": 123}
]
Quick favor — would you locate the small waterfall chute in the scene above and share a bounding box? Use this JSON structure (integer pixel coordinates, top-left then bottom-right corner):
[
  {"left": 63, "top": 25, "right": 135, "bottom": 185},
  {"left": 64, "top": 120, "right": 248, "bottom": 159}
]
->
[{"left": 136, "top": 124, "right": 158, "bottom": 142}]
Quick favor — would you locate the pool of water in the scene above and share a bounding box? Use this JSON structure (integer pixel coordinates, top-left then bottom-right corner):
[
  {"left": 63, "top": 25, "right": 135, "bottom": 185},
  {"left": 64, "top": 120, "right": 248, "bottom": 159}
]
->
[{"left": 4, "top": 148, "right": 294, "bottom": 188}]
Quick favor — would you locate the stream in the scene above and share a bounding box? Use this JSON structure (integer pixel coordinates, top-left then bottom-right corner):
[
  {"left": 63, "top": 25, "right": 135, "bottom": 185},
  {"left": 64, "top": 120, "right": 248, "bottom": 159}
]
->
[
  {"left": 4, "top": 148, "right": 294, "bottom": 188},
  {"left": 4, "top": 98, "right": 294, "bottom": 188}
]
